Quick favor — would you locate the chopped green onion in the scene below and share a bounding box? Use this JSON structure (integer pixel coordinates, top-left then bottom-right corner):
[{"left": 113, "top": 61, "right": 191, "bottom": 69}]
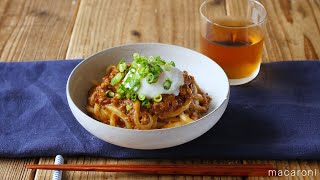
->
[
  {"left": 164, "top": 61, "right": 175, "bottom": 71},
  {"left": 107, "top": 91, "right": 115, "bottom": 98},
  {"left": 131, "top": 93, "right": 137, "bottom": 101},
  {"left": 132, "top": 82, "right": 141, "bottom": 92},
  {"left": 133, "top": 53, "right": 139, "bottom": 59},
  {"left": 146, "top": 73, "right": 156, "bottom": 84},
  {"left": 110, "top": 72, "right": 124, "bottom": 86},
  {"left": 169, "top": 61, "right": 175, "bottom": 67},
  {"left": 140, "top": 55, "right": 148, "bottom": 62},
  {"left": 117, "top": 88, "right": 125, "bottom": 95},
  {"left": 126, "top": 104, "right": 131, "bottom": 111},
  {"left": 117, "top": 54, "right": 175, "bottom": 103},
  {"left": 128, "top": 76, "right": 140, "bottom": 88},
  {"left": 116, "top": 84, "right": 126, "bottom": 95},
  {"left": 118, "top": 60, "right": 127, "bottom": 72},
  {"left": 150, "top": 64, "right": 163, "bottom": 75},
  {"left": 142, "top": 99, "right": 151, "bottom": 107},
  {"left": 131, "top": 60, "right": 138, "bottom": 69},
  {"left": 138, "top": 66, "right": 149, "bottom": 77},
  {"left": 163, "top": 78, "right": 172, "bottom": 90},
  {"left": 120, "top": 84, "right": 127, "bottom": 91},
  {"left": 155, "top": 56, "right": 166, "bottom": 65},
  {"left": 126, "top": 92, "right": 131, "bottom": 99},
  {"left": 130, "top": 67, "right": 137, "bottom": 73},
  {"left": 123, "top": 73, "right": 132, "bottom": 83},
  {"left": 164, "top": 63, "right": 172, "bottom": 71},
  {"left": 133, "top": 73, "right": 141, "bottom": 81},
  {"left": 148, "top": 56, "right": 155, "bottom": 62},
  {"left": 153, "top": 94, "right": 162, "bottom": 102},
  {"left": 138, "top": 94, "right": 146, "bottom": 101}
]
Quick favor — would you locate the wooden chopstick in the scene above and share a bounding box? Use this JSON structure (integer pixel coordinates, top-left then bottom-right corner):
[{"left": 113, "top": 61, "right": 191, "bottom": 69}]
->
[{"left": 26, "top": 164, "right": 276, "bottom": 176}]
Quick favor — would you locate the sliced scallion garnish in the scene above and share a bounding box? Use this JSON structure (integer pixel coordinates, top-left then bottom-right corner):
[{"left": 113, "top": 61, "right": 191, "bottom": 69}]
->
[
  {"left": 155, "top": 56, "right": 166, "bottom": 65},
  {"left": 164, "top": 63, "right": 172, "bottom": 71},
  {"left": 153, "top": 94, "right": 162, "bottom": 102},
  {"left": 131, "top": 93, "right": 137, "bottom": 101},
  {"left": 163, "top": 78, "right": 172, "bottom": 90},
  {"left": 138, "top": 94, "right": 146, "bottom": 101},
  {"left": 138, "top": 66, "right": 149, "bottom": 77},
  {"left": 107, "top": 91, "right": 115, "bottom": 98},
  {"left": 169, "top": 61, "right": 175, "bottom": 67},
  {"left": 164, "top": 61, "right": 175, "bottom": 71},
  {"left": 117, "top": 84, "right": 126, "bottom": 95},
  {"left": 142, "top": 99, "right": 151, "bottom": 107},
  {"left": 150, "top": 64, "right": 163, "bottom": 76},
  {"left": 110, "top": 72, "right": 124, "bottom": 86},
  {"left": 126, "top": 104, "right": 131, "bottom": 111},
  {"left": 117, "top": 88, "right": 125, "bottom": 95},
  {"left": 130, "top": 67, "right": 137, "bottom": 73},
  {"left": 132, "top": 82, "right": 141, "bottom": 92},
  {"left": 116, "top": 53, "right": 176, "bottom": 103},
  {"left": 118, "top": 60, "right": 127, "bottom": 72},
  {"left": 133, "top": 53, "right": 139, "bottom": 59},
  {"left": 146, "top": 73, "right": 155, "bottom": 84},
  {"left": 126, "top": 92, "right": 131, "bottom": 99}
]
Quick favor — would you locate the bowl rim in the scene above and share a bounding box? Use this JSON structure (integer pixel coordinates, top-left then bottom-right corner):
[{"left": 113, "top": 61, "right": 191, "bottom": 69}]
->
[{"left": 66, "top": 42, "right": 230, "bottom": 132}]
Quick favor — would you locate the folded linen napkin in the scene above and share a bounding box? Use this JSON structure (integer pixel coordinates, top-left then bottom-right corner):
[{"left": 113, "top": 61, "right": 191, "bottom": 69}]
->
[{"left": 0, "top": 60, "right": 319, "bottom": 159}]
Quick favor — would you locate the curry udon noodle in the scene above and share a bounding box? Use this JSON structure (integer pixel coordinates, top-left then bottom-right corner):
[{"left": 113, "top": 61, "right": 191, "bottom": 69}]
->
[{"left": 86, "top": 53, "right": 211, "bottom": 130}]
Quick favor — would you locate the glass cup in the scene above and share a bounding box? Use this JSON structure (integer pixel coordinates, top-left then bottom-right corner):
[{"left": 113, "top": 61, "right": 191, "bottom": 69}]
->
[{"left": 200, "top": 0, "right": 267, "bottom": 85}]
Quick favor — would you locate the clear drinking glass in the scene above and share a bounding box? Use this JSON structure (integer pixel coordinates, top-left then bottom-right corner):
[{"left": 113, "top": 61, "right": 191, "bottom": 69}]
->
[{"left": 200, "top": 0, "right": 267, "bottom": 85}]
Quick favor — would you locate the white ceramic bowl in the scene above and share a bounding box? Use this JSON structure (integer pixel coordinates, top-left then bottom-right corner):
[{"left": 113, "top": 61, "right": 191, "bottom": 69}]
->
[{"left": 66, "top": 43, "right": 229, "bottom": 149}]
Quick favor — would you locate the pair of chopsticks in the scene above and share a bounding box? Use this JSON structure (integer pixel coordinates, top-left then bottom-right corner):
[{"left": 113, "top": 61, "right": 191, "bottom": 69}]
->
[{"left": 26, "top": 163, "right": 276, "bottom": 176}]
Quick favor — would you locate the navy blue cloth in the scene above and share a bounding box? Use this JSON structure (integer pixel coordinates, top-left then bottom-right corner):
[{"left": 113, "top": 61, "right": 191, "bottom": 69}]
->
[{"left": 0, "top": 60, "right": 319, "bottom": 160}]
